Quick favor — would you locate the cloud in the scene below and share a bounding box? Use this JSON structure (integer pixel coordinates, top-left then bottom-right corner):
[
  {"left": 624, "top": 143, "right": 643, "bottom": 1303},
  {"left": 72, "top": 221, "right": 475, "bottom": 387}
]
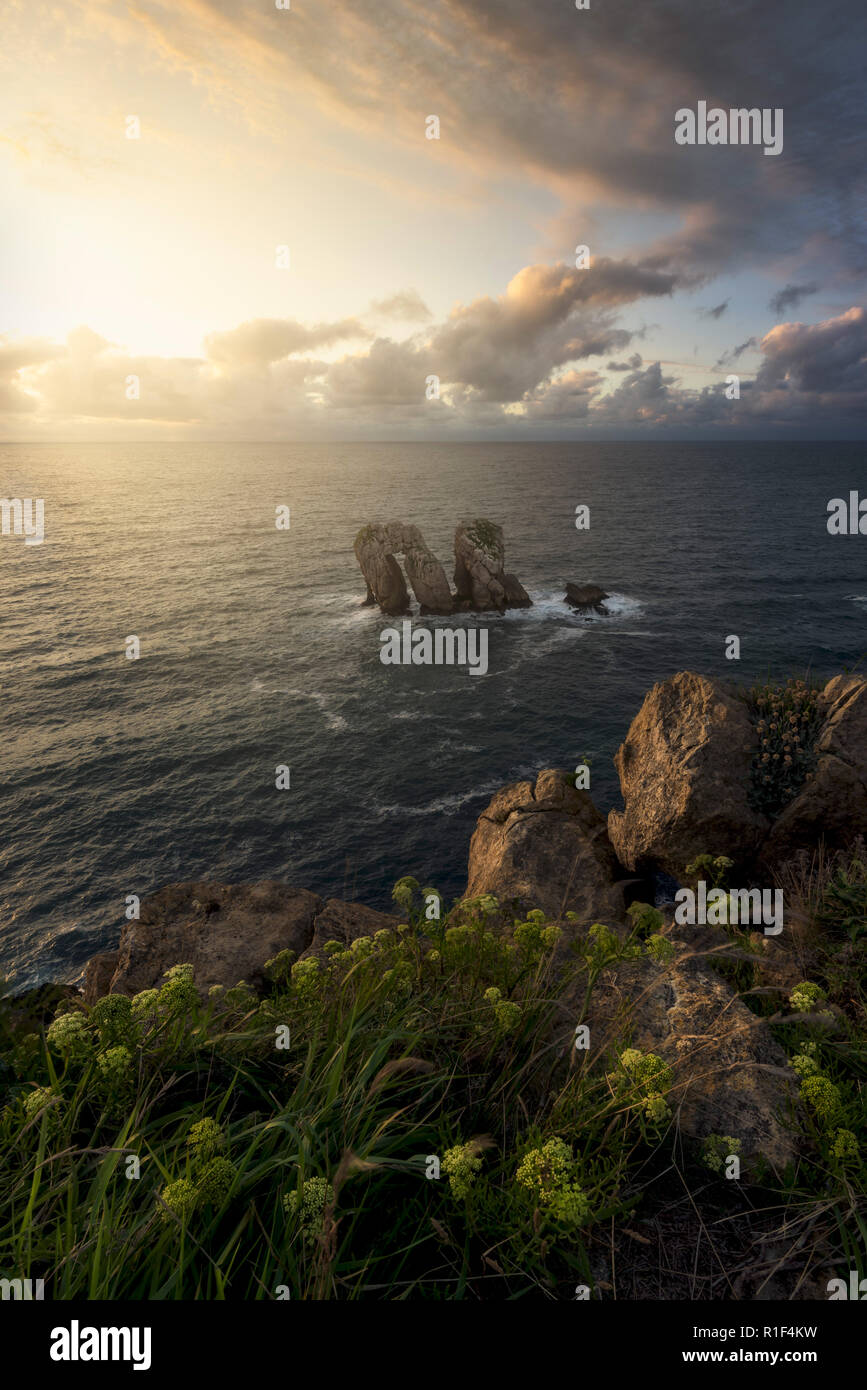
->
[
  {"left": 716, "top": 336, "right": 758, "bottom": 366},
  {"left": 699, "top": 300, "right": 729, "bottom": 320},
  {"left": 755, "top": 306, "right": 867, "bottom": 395},
  {"left": 606, "top": 353, "right": 644, "bottom": 372},
  {"left": 367, "top": 290, "right": 433, "bottom": 323},
  {"left": 768, "top": 282, "right": 819, "bottom": 316},
  {"left": 93, "top": 0, "right": 867, "bottom": 288},
  {"left": 203, "top": 317, "right": 369, "bottom": 366},
  {"left": 3, "top": 286, "right": 867, "bottom": 437}
]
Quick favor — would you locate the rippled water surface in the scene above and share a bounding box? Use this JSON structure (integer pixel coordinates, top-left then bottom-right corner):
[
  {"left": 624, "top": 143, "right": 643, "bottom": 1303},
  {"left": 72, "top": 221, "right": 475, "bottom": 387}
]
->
[{"left": 2, "top": 440, "right": 865, "bottom": 987}]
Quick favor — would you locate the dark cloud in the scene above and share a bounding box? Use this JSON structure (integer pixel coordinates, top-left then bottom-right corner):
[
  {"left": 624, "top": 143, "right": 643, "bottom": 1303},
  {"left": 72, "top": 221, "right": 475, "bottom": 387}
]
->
[
  {"left": 606, "top": 353, "right": 644, "bottom": 372},
  {"left": 699, "top": 301, "right": 729, "bottom": 319},
  {"left": 768, "top": 282, "right": 819, "bottom": 316},
  {"left": 755, "top": 306, "right": 867, "bottom": 394},
  {"left": 716, "top": 336, "right": 758, "bottom": 366}
]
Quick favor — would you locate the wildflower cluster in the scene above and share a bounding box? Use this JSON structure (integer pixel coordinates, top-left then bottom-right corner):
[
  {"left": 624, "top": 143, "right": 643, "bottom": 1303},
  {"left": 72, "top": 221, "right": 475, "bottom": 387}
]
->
[
  {"left": 483, "top": 986, "right": 522, "bottom": 1033},
  {"left": 442, "top": 1142, "right": 484, "bottom": 1199},
  {"left": 800, "top": 1074, "right": 843, "bottom": 1127},
  {"left": 515, "top": 1138, "right": 590, "bottom": 1226},
  {"left": 158, "top": 963, "right": 197, "bottom": 1016},
  {"left": 789, "top": 981, "right": 827, "bottom": 1014},
  {"left": 611, "top": 1048, "right": 673, "bottom": 1124},
  {"left": 584, "top": 922, "right": 622, "bottom": 970},
  {"left": 159, "top": 1118, "right": 237, "bottom": 1224},
  {"left": 747, "top": 678, "right": 821, "bottom": 816},
  {"left": 831, "top": 1129, "right": 859, "bottom": 1164},
  {"left": 685, "top": 854, "right": 734, "bottom": 890},
  {"left": 46, "top": 1010, "right": 92, "bottom": 1060},
  {"left": 701, "top": 1133, "right": 742, "bottom": 1174},
  {"left": 791, "top": 1041, "right": 821, "bottom": 1078},
  {"left": 283, "top": 1175, "right": 335, "bottom": 1243}
]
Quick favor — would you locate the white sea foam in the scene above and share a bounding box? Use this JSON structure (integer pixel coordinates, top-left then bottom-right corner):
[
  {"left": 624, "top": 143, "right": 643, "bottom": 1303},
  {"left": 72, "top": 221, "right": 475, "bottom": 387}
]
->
[{"left": 250, "top": 681, "right": 349, "bottom": 731}]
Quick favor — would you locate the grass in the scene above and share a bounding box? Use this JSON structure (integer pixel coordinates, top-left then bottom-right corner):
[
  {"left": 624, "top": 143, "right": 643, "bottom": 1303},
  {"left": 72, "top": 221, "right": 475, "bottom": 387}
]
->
[{"left": 0, "top": 868, "right": 864, "bottom": 1301}]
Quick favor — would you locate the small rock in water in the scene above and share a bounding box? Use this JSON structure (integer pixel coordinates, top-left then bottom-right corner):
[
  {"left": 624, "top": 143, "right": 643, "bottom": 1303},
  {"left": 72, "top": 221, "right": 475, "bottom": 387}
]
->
[{"left": 564, "top": 582, "right": 609, "bottom": 612}]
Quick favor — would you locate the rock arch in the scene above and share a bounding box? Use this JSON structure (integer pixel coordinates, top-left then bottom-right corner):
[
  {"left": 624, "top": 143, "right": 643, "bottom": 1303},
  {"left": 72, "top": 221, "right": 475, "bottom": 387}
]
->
[
  {"left": 354, "top": 523, "right": 454, "bottom": 615},
  {"left": 354, "top": 518, "right": 532, "bottom": 615}
]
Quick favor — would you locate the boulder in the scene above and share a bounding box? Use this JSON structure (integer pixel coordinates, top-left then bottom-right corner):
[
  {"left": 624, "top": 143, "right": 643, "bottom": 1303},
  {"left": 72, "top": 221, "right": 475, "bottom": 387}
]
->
[
  {"left": 453, "top": 520, "right": 531, "bottom": 611},
  {"left": 608, "top": 672, "right": 769, "bottom": 876},
  {"left": 83, "top": 952, "right": 119, "bottom": 1006},
  {"left": 300, "top": 898, "right": 400, "bottom": 958},
  {"left": 106, "top": 882, "right": 323, "bottom": 997},
  {"left": 555, "top": 923, "right": 799, "bottom": 1169},
  {"left": 760, "top": 674, "right": 867, "bottom": 870},
  {"left": 564, "top": 582, "right": 609, "bottom": 612},
  {"left": 354, "top": 523, "right": 453, "bottom": 615},
  {"left": 465, "top": 768, "right": 628, "bottom": 922}
]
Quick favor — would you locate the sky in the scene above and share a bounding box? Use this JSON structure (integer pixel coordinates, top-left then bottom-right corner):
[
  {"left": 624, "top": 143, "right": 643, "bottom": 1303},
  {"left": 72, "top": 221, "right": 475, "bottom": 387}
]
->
[{"left": 2, "top": 0, "right": 866, "bottom": 440}]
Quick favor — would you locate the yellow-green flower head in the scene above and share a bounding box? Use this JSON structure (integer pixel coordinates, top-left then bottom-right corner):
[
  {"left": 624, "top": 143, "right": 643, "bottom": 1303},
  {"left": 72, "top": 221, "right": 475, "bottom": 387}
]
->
[
  {"left": 442, "top": 1142, "right": 484, "bottom": 1199},
  {"left": 158, "top": 963, "right": 197, "bottom": 1015},
  {"left": 483, "top": 987, "right": 502, "bottom": 1004},
  {"left": 96, "top": 1045, "right": 133, "bottom": 1086},
  {"left": 619, "top": 1048, "right": 674, "bottom": 1093},
  {"left": 130, "top": 989, "right": 160, "bottom": 1021},
  {"left": 196, "top": 1156, "right": 237, "bottom": 1205},
  {"left": 789, "top": 981, "right": 826, "bottom": 1013},
  {"left": 283, "top": 1176, "right": 335, "bottom": 1243},
  {"left": 350, "top": 936, "right": 374, "bottom": 956},
  {"left": 23, "top": 1086, "right": 56, "bottom": 1120},
  {"left": 546, "top": 1183, "right": 590, "bottom": 1225},
  {"left": 493, "top": 1000, "right": 522, "bottom": 1033},
  {"left": 264, "top": 949, "right": 295, "bottom": 983},
  {"left": 427, "top": 949, "right": 440, "bottom": 962},
  {"left": 514, "top": 1138, "right": 590, "bottom": 1224},
  {"left": 187, "top": 1117, "right": 225, "bottom": 1165},
  {"left": 159, "top": 1177, "right": 200, "bottom": 1224},
  {"left": 391, "top": 876, "right": 419, "bottom": 911},
  {"left": 800, "top": 1074, "right": 843, "bottom": 1126},
  {"left": 645, "top": 934, "right": 676, "bottom": 966},
  {"left": 46, "top": 1011, "right": 92, "bottom": 1058},
  {"left": 831, "top": 1129, "right": 858, "bottom": 1162},
  {"left": 791, "top": 1051, "right": 821, "bottom": 1079},
  {"left": 515, "top": 1137, "right": 572, "bottom": 1196},
  {"left": 89, "top": 994, "right": 133, "bottom": 1044},
  {"left": 643, "top": 1092, "right": 669, "bottom": 1124},
  {"left": 701, "top": 1134, "right": 742, "bottom": 1173}
]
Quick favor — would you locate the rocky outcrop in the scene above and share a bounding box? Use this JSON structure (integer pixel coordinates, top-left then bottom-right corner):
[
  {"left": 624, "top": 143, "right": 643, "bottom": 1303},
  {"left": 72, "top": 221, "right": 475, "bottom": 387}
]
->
[
  {"left": 555, "top": 921, "right": 799, "bottom": 1169},
  {"left": 465, "top": 769, "right": 630, "bottom": 922},
  {"left": 760, "top": 674, "right": 867, "bottom": 870},
  {"left": 564, "top": 582, "right": 609, "bottom": 612},
  {"left": 83, "top": 884, "right": 401, "bottom": 1002},
  {"left": 83, "top": 952, "right": 119, "bottom": 1006},
  {"left": 102, "top": 883, "right": 322, "bottom": 999},
  {"left": 608, "top": 672, "right": 769, "bottom": 877},
  {"left": 609, "top": 670, "right": 867, "bottom": 880},
  {"left": 354, "top": 523, "right": 453, "bottom": 615},
  {"left": 453, "top": 520, "right": 531, "bottom": 612},
  {"left": 299, "top": 898, "right": 398, "bottom": 959},
  {"left": 354, "top": 518, "right": 531, "bottom": 615}
]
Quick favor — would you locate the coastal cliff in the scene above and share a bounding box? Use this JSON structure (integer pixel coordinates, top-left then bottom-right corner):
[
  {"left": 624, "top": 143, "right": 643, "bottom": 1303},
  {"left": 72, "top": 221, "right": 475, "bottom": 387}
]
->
[{"left": 4, "top": 670, "right": 864, "bottom": 1301}]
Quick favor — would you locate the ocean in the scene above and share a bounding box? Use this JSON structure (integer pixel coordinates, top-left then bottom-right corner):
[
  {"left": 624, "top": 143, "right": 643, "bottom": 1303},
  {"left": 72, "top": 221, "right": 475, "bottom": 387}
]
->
[{"left": 2, "top": 440, "right": 865, "bottom": 989}]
